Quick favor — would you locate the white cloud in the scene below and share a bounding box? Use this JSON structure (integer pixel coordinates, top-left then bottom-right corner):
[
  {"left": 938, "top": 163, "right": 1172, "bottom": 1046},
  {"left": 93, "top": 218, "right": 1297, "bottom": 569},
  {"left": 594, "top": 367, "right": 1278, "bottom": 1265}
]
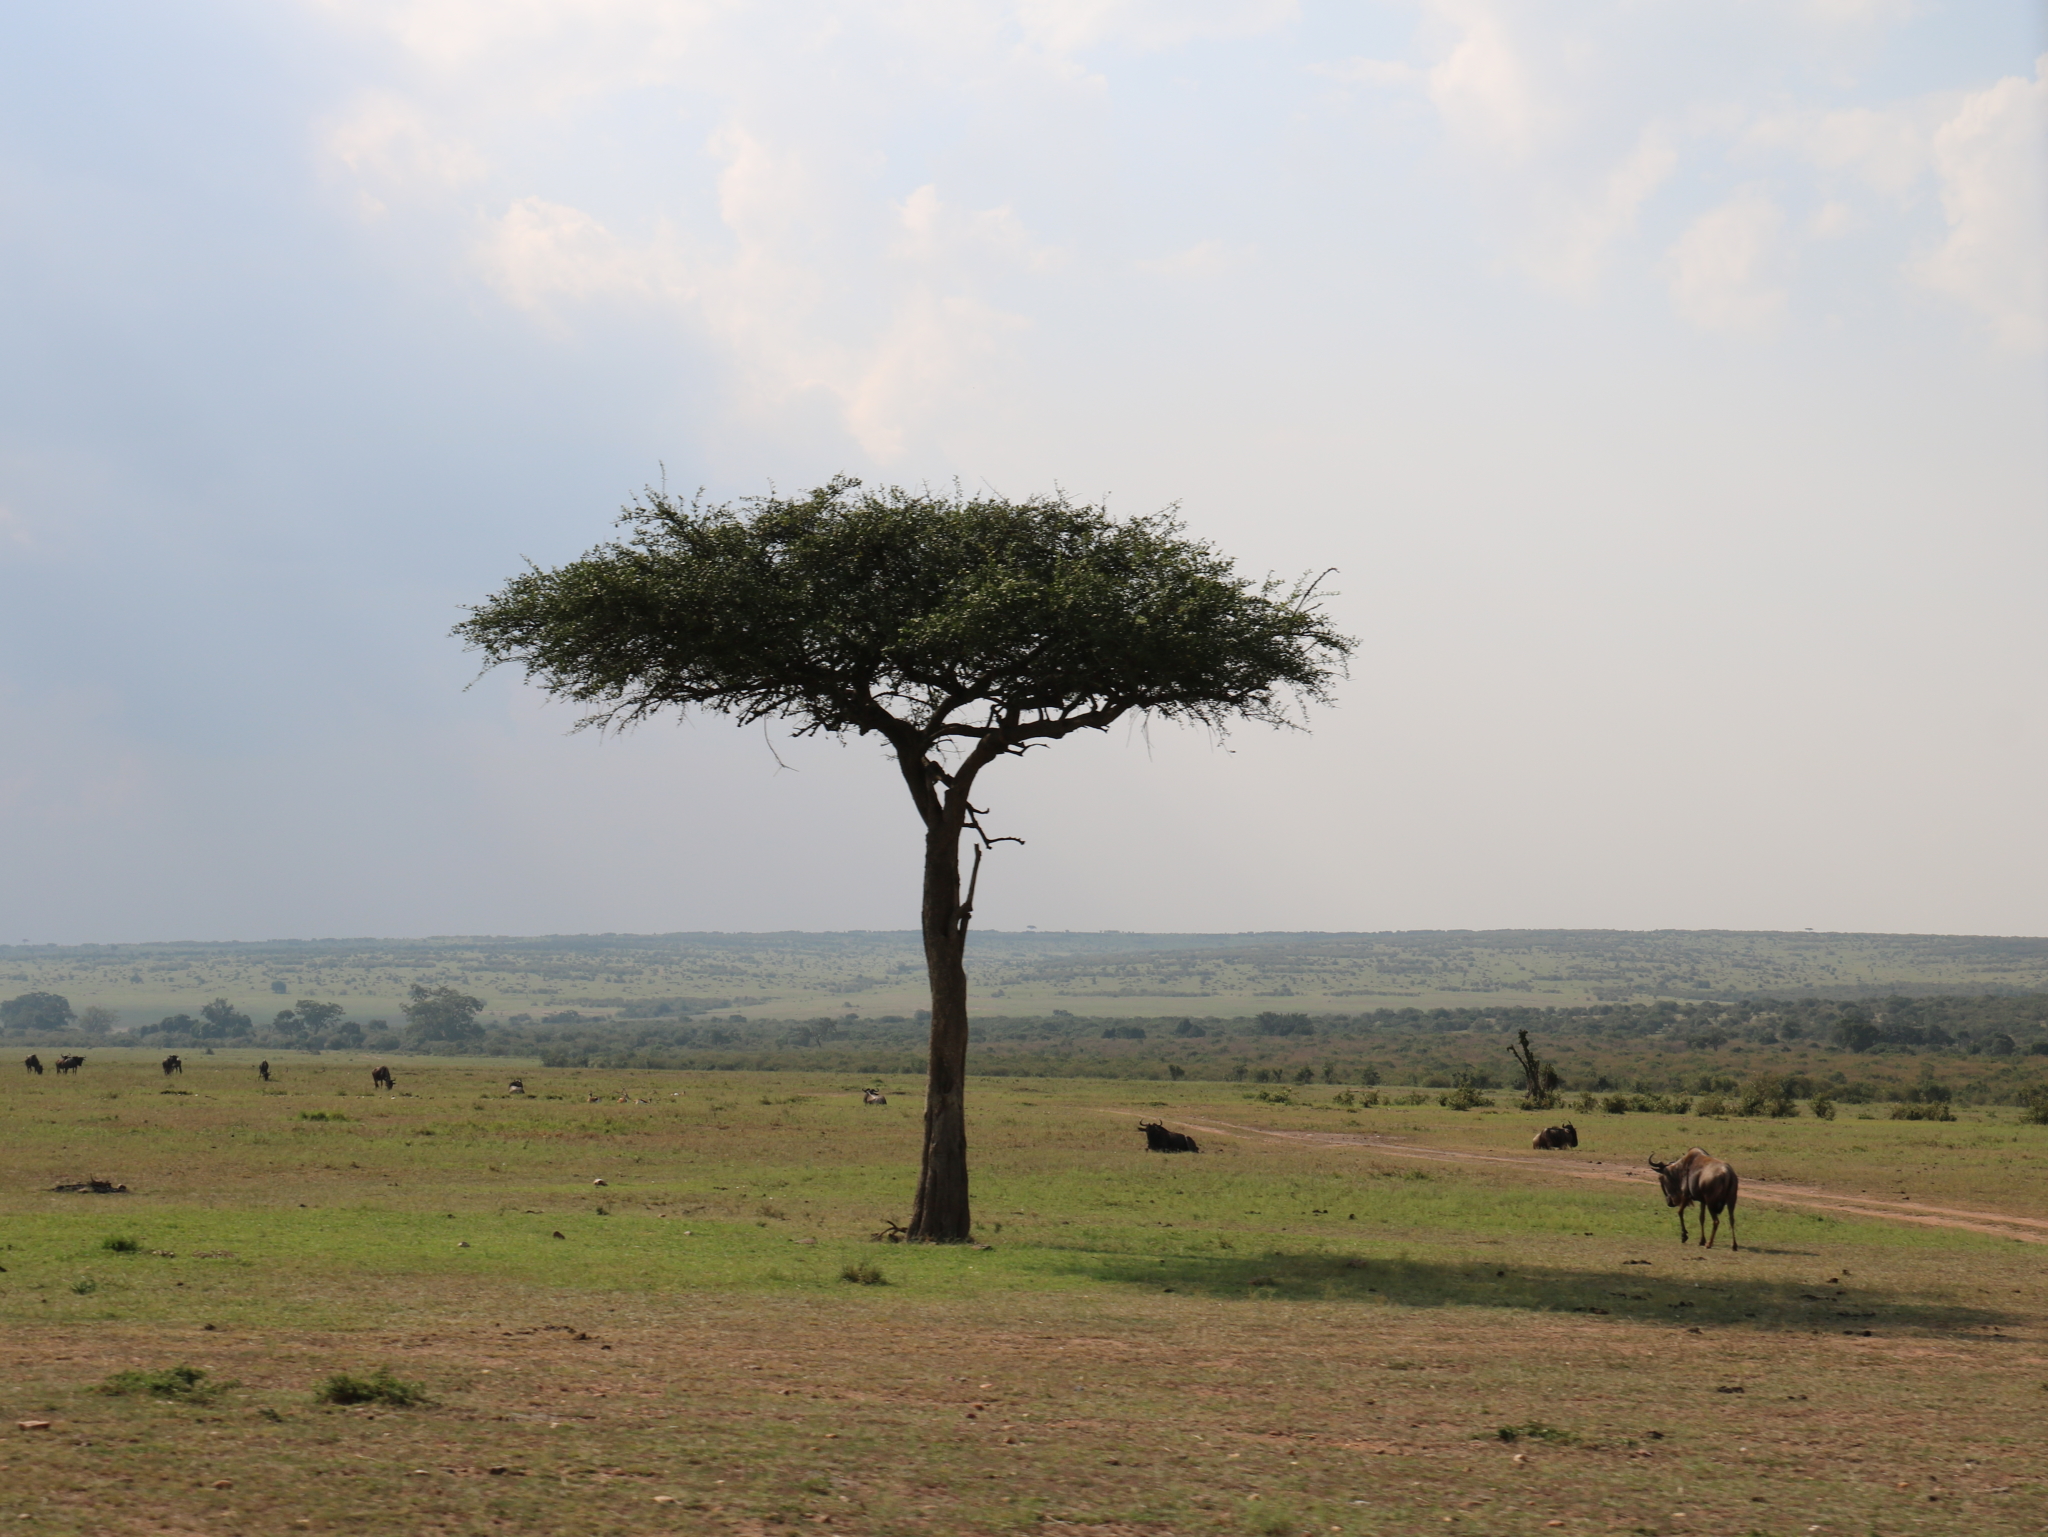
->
[
  {"left": 328, "top": 90, "right": 488, "bottom": 194},
  {"left": 1915, "top": 58, "right": 2048, "bottom": 351},
  {"left": 1665, "top": 188, "right": 1790, "bottom": 333},
  {"left": 1134, "top": 238, "right": 1254, "bottom": 279},
  {"left": 1424, "top": 0, "right": 1550, "bottom": 160},
  {"left": 1014, "top": 0, "right": 1295, "bottom": 53},
  {"left": 477, "top": 196, "right": 683, "bottom": 312},
  {"left": 1311, "top": 56, "right": 1418, "bottom": 89},
  {"left": 1528, "top": 127, "right": 1677, "bottom": 295}
]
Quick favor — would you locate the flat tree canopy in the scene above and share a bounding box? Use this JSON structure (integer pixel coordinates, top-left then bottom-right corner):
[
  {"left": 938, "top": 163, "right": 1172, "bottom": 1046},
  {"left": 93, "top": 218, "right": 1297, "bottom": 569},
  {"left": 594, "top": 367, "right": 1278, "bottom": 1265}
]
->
[{"left": 458, "top": 477, "right": 1351, "bottom": 1240}]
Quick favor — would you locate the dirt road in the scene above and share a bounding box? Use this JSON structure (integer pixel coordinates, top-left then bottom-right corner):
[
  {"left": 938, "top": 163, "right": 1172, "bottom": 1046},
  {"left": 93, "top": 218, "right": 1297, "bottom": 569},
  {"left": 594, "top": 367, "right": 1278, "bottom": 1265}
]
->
[{"left": 1173, "top": 1115, "right": 2048, "bottom": 1245}]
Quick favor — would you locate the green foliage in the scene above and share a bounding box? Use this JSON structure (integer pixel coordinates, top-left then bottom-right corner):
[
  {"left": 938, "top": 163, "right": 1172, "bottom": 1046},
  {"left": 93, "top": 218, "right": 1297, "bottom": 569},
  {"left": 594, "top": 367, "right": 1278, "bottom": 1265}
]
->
[
  {"left": 0, "top": 990, "right": 74, "bottom": 1034},
  {"left": 313, "top": 1368, "right": 429, "bottom": 1407},
  {"left": 100, "top": 1234, "right": 141, "bottom": 1253},
  {"left": 1696, "top": 1094, "right": 1730, "bottom": 1116},
  {"left": 97, "top": 1365, "right": 226, "bottom": 1403},
  {"left": 1490, "top": 1422, "right": 1578, "bottom": 1445},
  {"left": 840, "top": 1262, "right": 887, "bottom": 1286},
  {"left": 298, "top": 1110, "right": 349, "bottom": 1122},
  {"left": 1811, "top": 1096, "right": 1835, "bottom": 1120},
  {"left": 455, "top": 478, "right": 1353, "bottom": 741},
  {"left": 1440, "top": 1084, "right": 1495, "bottom": 1111},
  {"left": 2021, "top": 1092, "right": 2048, "bottom": 1126},
  {"left": 1890, "top": 1102, "right": 1956, "bottom": 1122},
  {"left": 404, "top": 983, "right": 486, "bottom": 1045}
]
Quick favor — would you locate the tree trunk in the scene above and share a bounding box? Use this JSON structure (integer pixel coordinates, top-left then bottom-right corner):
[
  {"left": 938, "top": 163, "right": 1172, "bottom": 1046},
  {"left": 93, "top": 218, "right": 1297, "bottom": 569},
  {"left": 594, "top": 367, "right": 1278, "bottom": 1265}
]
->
[{"left": 907, "top": 811, "right": 973, "bottom": 1242}]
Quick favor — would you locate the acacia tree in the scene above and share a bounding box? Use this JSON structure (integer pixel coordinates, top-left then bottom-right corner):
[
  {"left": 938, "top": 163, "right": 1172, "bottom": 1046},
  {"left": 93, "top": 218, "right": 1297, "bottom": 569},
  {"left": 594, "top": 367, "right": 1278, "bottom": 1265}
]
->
[{"left": 457, "top": 477, "right": 1351, "bottom": 1242}]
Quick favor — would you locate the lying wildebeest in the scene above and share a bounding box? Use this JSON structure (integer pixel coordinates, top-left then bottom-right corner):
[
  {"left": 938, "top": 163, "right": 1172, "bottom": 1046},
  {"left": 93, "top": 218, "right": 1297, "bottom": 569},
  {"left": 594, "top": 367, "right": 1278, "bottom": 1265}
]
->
[
  {"left": 1648, "top": 1148, "right": 1739, "bottom": 1250},
  {"left": 54, "top": 1054, "right": 84, "bottom": 1075},
  {"left": 1138, "top": 1121, "right": 1200, "bottom": 1153},
  {"left": 862, "top": 1089, "right": 887, "bottom": 1105},
  {"left": 161, "top": 1054, "right": 184, "bottom": 1076},
  {"left": 507, "top": 1078, "right": 525, "bottom": 1094},
  {"left": 257, "top": 1060, "right": 270, "bottom": 1082},
  {"left": 1532, "top": 1122, "right": 1577, "bottom": 1149},
  {"left": 24, "top": 1054, "right": 43, "bottom": 1075},
  {"left": 371, "top": 1065, "right": 395, "bottom": 1090}
]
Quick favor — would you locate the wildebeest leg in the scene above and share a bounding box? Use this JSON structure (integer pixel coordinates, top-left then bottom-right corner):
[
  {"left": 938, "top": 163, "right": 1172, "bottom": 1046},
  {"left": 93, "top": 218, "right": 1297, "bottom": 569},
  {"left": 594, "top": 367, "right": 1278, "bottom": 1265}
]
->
[
  {"left": 1725, "top": 1200, "right": 1737, "bottom": 1252},
  {"left": 1676, "top": 1204, "right": 1690, "bottom": 1244},
  {"left": 1703, "top": 1206, "right": 1718, "bottom": 1249}
]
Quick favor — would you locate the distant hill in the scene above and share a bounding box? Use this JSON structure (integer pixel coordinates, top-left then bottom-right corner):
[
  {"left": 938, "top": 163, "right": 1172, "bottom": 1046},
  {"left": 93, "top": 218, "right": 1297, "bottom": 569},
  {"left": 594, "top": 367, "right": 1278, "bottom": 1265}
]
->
[{"left": 3, "top": 927, "right": 2047, "bottom": 1026}]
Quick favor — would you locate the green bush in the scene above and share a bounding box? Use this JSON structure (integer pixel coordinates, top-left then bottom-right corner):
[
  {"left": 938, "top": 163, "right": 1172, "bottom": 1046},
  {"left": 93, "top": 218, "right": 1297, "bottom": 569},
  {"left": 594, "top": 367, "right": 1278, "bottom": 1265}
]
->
[
  {"left": 313, "top": 1368, "right": 429, "bottom": 1407},
  {"left": 98, "top": 1365, "right": 225, "bottom": 1403},
  {"left": 840, "top": 1262, "right": 887, "bottom": 1286},
  {"left": 1490, "top": 1421, "right": 1577, "bottom": 1445},
  {"left": 1811, "top": 1096, "right": 1835, "bottom": 1121},
  {"left": 1694, "top": 1094, "right": 1729, "bottom": 1117},
  {"left": 1601, "top": 1094, "right": 1630, "bottom": 1115},
  {"left": 100, "top": 1235, "right": 141, "bottom": 1254},
  {"left": 299, "top": 1110, "right": 349, "bottom": 1122},
  {"left": 1890, "top": 1102, "right": 1956, "bottom": 1122},
  {"left": 2022, "top": 1094, "right": 2048, "bottom": 1126}
]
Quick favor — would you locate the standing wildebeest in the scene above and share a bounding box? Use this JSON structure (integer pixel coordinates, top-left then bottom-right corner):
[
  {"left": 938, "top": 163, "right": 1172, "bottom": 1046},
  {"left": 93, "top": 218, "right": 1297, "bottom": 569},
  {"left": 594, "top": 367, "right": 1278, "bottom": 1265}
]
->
[
  {"left": 1648, "top": 1148, "right": 1740, "bottom": 1250},
  {"left": 1532, "top": 1122, "right": 1577, "bottom": 1149},
  {"left": 24, "top": 1054, "right": 43, "bottom": 1075},
  {"left": 161, "top": 1054, "right": 184, "bottom": 1077},
  {"left": 371, "top": 1065, "right": 395, "bottom": 1091},
  {"left": 862, "top": 1089, "right": 887, "bottom": 1105},
  {"left": 54, "top": 1055, "right": 84, "bottom": 1075},
  {"left": 1138, "top": 1121, "right": 1200, "bottom": 1153},
  {"left": 257, "top": 1060, "right": 270, "bottom": 1082}
]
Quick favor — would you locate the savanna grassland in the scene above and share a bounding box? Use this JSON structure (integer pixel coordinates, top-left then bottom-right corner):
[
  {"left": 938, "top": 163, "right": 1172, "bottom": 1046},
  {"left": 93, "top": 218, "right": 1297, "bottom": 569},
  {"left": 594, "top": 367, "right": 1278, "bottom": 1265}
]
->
[{"left": 2, "top": 1052, "right": 2043, "bottom": 1536}]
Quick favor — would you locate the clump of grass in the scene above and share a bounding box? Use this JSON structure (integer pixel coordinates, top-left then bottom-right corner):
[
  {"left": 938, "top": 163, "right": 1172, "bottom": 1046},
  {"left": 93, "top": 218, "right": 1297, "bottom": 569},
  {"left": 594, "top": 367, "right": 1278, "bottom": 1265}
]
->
[
  {"left": 840, "top": 1261, "right": 887, "bottom": 1286},
  {"left": 313, "top": 1367, "right": 430, "bottom": 1407},
  {"left": 299, "top": 1110, "right": 349, "bottom": 1122},
  {"left": 101, "top": 1235, "right": 141, "bottom": 1254},
  {"left": 98, "top": 1365, "right": 226, "bottom": 1402},
  {"left": 1490, "top": 1421, "right": 1577, "bottom": 1444},
  {"left": 1890, "top": 1103, "right": 1956, "bottom": 1122},
  {"left": 70, "top": 1278, "right": 97, "bottom": 1295}
]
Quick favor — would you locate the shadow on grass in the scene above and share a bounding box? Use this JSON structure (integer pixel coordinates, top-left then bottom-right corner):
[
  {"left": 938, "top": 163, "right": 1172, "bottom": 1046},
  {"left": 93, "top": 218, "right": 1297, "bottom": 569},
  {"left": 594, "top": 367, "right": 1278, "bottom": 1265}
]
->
[{"left": 1077, "top": 1251, "right": 2011, "bottom": 1336}]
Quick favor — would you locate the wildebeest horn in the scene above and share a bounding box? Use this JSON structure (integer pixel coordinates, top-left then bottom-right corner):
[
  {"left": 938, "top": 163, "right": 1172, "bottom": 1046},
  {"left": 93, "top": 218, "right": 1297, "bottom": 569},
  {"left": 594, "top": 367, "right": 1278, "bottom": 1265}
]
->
[{"left": 1647, "top": 1153, "right": 1666, "bottom": 1171}]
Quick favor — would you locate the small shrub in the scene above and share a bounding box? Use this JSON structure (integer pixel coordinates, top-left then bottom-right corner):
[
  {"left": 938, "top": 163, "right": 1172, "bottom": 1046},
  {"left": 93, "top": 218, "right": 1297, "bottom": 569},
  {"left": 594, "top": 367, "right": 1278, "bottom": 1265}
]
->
[
  {"left": 1889, "top": 1102, "right": 1956, "bottom": 1122},
  {"left": 70, "top": 1278, "right": 97, "bottom": 1295},
  {"left": 1695, "top": 1094, "right": 1729, "bottom": 1117},
  {"left": 1811, "top": 1096, "right": 1835, "bottom": 1121},
  {"left": 1253, "top": 1088, "right": 1294, "bottom": 1104},
  {"left": 1440, "top": 1085, "right": 1494, "bottom": 1111},
  {"left": 101, "top": 1235, "right": 141, "bottom": 1254},
  {"left": 840, "top": 1261, "right": 887, "bottom": 1286},
  {"left": 1491, "top": 1421, "right": 1577, "bottom": 1445},
  {"left": 98, "top": 1365, "right": 224, "bottom": 1402},
  {"left": 314, "top": 1368, "right": 429, "bottom": 1407},
  {"left": 2019, "top": 1093, "right": 2048, "bottom": 1126},
  {"left": 1601, "top": 1094, "right": 1630, "bottom": 1115},
  {"left": 298, "top": 1111, "right": 349, "bottom": 1122},
  {"left": 1574, "top": 1092, "right": 1598, "bottom": 1112}
]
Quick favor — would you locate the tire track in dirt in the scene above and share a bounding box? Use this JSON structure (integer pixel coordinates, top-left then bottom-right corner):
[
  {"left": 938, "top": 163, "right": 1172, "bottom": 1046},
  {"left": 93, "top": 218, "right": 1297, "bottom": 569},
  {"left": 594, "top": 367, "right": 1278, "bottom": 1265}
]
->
[{"left": 1166, "top": 1116, "right": 2048, "bottom": 1245}]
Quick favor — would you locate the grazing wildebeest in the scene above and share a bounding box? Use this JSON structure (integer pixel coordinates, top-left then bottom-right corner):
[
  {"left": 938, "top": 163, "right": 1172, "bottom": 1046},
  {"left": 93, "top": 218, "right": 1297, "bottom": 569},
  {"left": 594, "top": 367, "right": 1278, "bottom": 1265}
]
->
[
  {"left": 54, "top": 1054, "right": 84, "bottom": 1075},
  {"left": 1648, "top": 1148, "right": 1740, "bottom": 1250},
  {"left": 24, "top": 1054, "right": 43, "bottom": 1075},
  {"left": 1532, "top": 1122, "right": 1577, "bottom": 1149},
  {"left": 257, "top": 1060, "right": 270, "bottom": 1082},
  {"left": 371, "top": 1065, "right": 395, "bottom": 1091},
  {"left": 161, "top": 1054, "right": 184, "bottom": 1077},
  {"left": 1138, "top": 1121, "right": 1200, "bottom": 1153},
  {"left": 862, "top": 1089, "right": 887, "bottom": 1105}
]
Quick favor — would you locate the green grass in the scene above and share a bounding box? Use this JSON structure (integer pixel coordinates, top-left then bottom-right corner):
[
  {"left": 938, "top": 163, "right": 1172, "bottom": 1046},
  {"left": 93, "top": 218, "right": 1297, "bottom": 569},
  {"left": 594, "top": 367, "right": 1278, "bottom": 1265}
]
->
[{"left": 1, "top": 1060, "right": 2043, "bottom": 1534}]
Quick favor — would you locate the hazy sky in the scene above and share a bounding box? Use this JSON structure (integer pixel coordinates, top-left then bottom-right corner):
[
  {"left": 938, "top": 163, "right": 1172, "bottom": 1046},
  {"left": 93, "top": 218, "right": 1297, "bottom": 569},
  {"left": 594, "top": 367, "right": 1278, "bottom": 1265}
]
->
[{"left": 1, "top": 1, "right": 2043, "bottom": 944}]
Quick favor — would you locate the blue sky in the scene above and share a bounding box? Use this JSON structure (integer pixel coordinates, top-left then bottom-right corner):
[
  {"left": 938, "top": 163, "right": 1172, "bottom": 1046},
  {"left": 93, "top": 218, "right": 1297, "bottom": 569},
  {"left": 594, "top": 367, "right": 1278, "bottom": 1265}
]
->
[{"left": 1, "top": 1, "right": 2042, "bottom": 943}]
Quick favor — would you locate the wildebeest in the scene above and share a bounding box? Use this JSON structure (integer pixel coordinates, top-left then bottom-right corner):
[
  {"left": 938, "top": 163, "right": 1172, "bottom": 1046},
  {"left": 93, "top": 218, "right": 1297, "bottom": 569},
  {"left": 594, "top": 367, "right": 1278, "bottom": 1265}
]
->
[
  {"left": 54, "top": 1054, "right": 84, "bottom": 1075},
  {"left": 862, "top": 1089, "right": 887, "bottom": 1105},
  {"left": 371, "top": 1065, "right": 395, "bottom": 1090},
  {"left": 507, "top": 1079, "right": 525, "bottom": 1094},
  {"left": 23, "top": 1054, "right": 43, "bottom": 1075},
  {"left": 161, "top": 1054, "right": 184, "bottom": 1076},
  {"left": 1138, "top": 1121, "right": 1200, "bottom": 1153},
  {"left": 1532, "top": 1122, "right": 1577, "bottom": 1149},
  {"left": 1647, "top": 1148, "right": 1739, "bottom": 1250},
  {"left": 257, "top": 1060, "right": 270, "bottom": 1082}
]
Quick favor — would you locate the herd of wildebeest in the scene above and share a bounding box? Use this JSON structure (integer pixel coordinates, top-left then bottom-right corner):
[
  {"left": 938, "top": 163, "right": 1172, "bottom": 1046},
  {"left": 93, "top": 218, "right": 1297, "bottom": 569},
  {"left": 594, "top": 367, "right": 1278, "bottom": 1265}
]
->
[{"left": 25, "top": 1054, "right": 1743, "bottom": 1252}]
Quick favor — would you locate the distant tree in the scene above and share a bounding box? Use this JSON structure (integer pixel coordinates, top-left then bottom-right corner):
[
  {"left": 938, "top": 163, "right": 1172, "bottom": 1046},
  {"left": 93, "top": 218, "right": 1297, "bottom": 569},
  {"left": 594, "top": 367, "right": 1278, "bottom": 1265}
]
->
[
  {"left": 147, "top": 1014, "right": 201, "bottom": 1040},
  {"left": 458, "top": 477, "right": 1350, "bottom": 1241},
  {"left": 270, "top": 979, "right": 288, "bottom": 994},
  {"left": 199, "top": 998, "right": 253, "bottom": 1038},
  {"left": 1832, "top": 1018, "right": 1882, "bottom": 1052},
  {"left": 1, "top": 991, "right": 73, "bottom": 1035},
  {"left": 283, "top": 1000, "right": 348, "bottom": 1036},
  {"left": 1256, "top": 1012, "right": 1315, "bottom": 1037},
  {"left": 1172, "top": 1019, "right": 1206, "bottom": 1038},
  {"left": 76, "top": 1006, "right": 120, "bottom": 1036},
  {"left": 403, "top": 984, "right": 485, "bottom": 1044}
]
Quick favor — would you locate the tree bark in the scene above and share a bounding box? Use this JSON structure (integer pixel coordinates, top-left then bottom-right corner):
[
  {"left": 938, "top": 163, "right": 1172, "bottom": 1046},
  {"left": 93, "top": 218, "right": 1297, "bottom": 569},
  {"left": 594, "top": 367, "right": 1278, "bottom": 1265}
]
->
[{"left": 907, "top": 807, "right": 973, "bottom": 1242}]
